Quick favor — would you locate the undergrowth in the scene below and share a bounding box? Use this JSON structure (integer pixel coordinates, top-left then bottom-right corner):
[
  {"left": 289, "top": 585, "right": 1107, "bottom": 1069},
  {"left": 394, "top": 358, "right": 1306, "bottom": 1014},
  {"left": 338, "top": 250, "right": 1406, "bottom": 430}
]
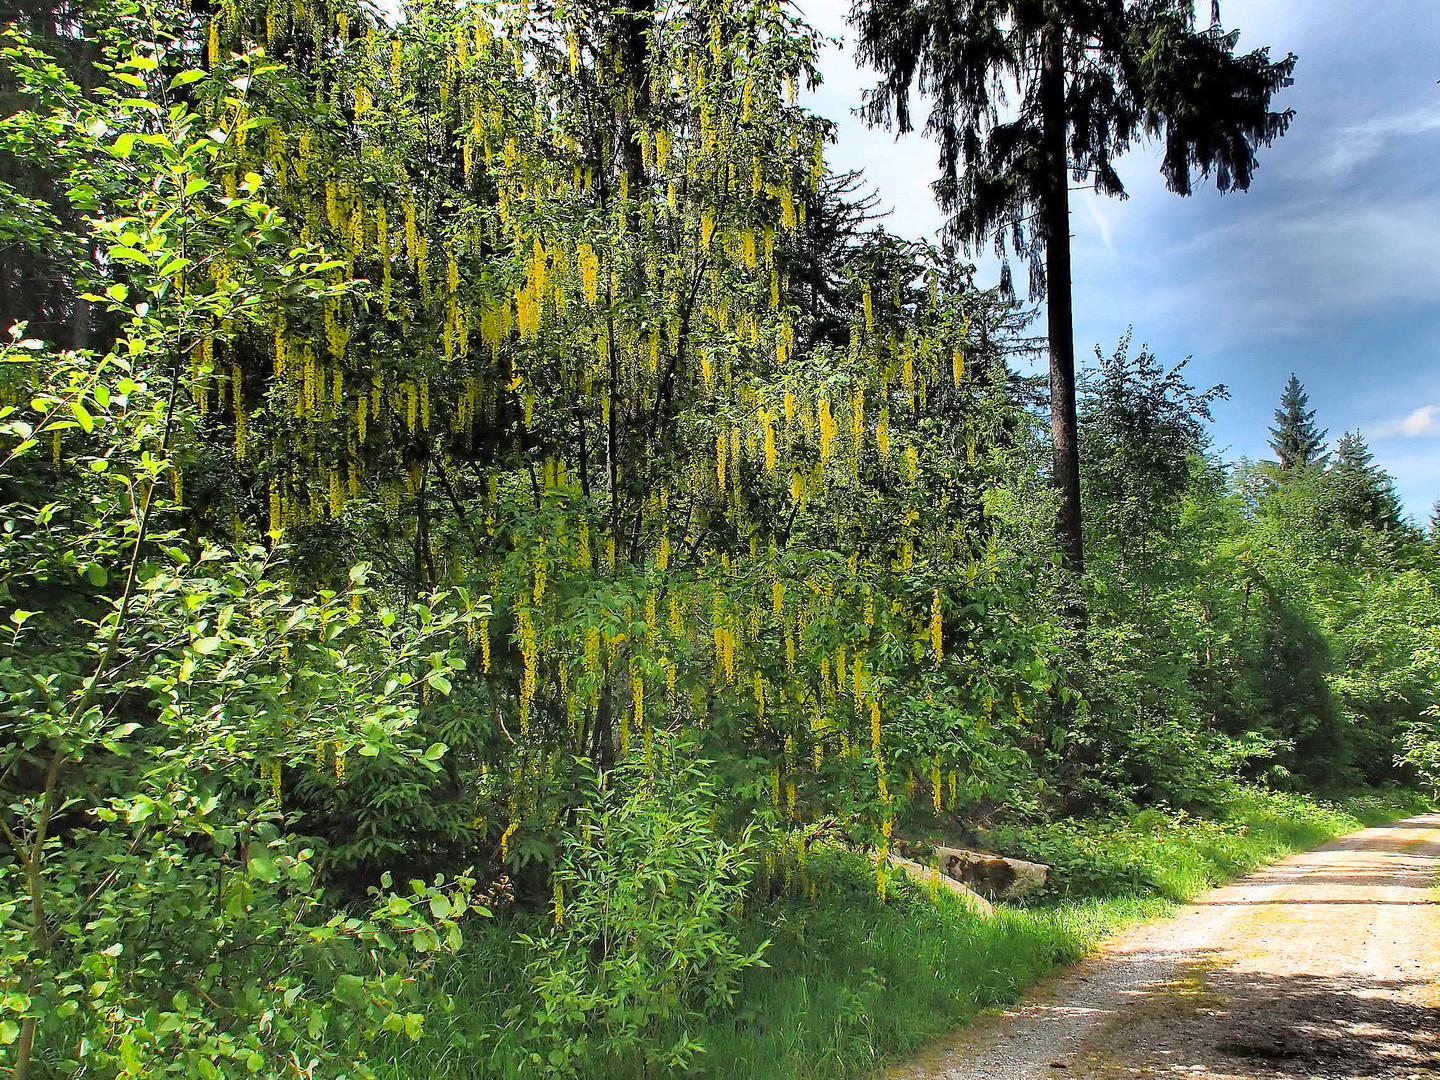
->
[
  {"left": 977, "top": 785, "right": 1433, "bottom": 900},
  {"left": 372, "top": 786, "right": 1430, "bottom": 1080}
]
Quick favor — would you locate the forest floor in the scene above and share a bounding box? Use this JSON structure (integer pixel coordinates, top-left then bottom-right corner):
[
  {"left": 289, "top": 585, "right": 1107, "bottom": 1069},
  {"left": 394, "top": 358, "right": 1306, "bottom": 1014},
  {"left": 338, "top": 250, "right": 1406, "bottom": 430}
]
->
[{"left": 882, "top": 814, "right": 1440, "bottom": 1080}]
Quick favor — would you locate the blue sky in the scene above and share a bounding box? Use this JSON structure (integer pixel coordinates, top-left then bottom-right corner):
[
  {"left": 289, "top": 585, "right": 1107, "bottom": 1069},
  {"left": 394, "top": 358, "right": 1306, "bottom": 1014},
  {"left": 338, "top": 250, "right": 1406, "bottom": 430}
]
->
[{"left": 797, "top": 0, "right": 1440, "bottom": 519}]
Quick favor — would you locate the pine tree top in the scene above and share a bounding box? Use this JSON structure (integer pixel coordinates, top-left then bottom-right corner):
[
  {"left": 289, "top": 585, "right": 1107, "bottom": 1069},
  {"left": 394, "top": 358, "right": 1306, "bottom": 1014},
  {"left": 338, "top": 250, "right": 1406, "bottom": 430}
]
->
[
  {"left": 1268, "top": 373, "right": 1329, "bottom": 470},
  {"left": 1326, "top": 429, "right": 1405, "bottom": 533},
  {"left": 1333, "top": 430, "right": 1375, "bottom": 472}
]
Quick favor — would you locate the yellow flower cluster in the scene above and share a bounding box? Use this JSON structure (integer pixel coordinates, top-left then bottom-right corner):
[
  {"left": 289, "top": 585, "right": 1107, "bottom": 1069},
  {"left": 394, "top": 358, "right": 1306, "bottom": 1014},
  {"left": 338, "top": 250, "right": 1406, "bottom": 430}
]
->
[{"left": 188, "top": 0, "right": 1005, "bottom": 855}]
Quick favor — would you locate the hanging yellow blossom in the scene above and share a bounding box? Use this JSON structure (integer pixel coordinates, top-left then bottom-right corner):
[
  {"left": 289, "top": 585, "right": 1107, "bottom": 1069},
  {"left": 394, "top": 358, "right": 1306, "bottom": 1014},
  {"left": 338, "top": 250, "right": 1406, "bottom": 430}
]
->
[
  {"left": 817, "top": 398, "right": 836, "bottom": 461},
  {"left": 577, "top": 242, "right": 599, "bottom": 305}
]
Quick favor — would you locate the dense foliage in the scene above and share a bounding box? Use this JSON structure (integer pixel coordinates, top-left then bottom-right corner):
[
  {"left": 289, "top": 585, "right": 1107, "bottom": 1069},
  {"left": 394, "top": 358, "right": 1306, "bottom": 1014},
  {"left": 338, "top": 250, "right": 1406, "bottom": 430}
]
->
[{"left": 0, "top": 0, "right": 1435, "bottom": 1077}]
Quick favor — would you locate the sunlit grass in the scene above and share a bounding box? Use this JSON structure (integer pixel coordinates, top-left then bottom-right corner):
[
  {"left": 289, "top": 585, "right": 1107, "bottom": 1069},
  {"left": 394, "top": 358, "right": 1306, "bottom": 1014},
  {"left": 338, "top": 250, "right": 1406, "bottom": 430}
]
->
[{"left": 369, "top": 787, "right": 1430, "bottom": 1080}]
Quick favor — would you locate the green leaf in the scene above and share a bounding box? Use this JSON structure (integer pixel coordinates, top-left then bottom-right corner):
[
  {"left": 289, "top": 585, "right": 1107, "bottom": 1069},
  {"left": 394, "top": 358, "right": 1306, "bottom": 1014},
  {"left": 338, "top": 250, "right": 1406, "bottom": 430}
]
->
[
  {"left": 111, "top": 133, "right": 136, "bottom": 158},
  {"left": 333, "top": 973, "right": 367, "bottom": 1008},
  {"left": 423, "top": 742, "right": 448, "bottom": 761},
  {"left": 193, "top": 636, "right": 221, "bottom": 654},
  {"left": 69, "top": 400, "right": 94, "bottom": 433},
  {"left": 0, "top": 1021, "right": 18, "bottom": 1045},
  {"left": 247, "top": 854, "right": 280, "bottom": 882},
  {"left": 168, "top": 69, "right": 206, "bottom": 90}
]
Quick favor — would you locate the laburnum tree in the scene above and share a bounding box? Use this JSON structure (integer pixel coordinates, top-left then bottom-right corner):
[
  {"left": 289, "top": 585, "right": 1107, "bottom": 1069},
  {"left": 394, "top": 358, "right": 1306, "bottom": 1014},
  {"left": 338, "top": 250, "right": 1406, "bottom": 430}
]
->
[
  {"left": 3, "top": 0, "right": 1064, "bottom": 902},
  {"left": 0, "top": 9, "right": 495, "bottom": 1074},
  {"left": 849, "top": 0, "right": 1296, "bottom": 585}
]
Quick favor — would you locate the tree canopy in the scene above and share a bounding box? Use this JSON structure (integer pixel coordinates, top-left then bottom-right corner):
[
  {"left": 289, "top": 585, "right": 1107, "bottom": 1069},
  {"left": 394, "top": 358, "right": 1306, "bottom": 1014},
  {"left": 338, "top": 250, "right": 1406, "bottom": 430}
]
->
[
  {"left": 1328, "top": 430, "right": 1405, "bottom": 534},
  {"left": 850, "top": 0, "right": 1296, "bottom": 582},
  {"left": 850, "top": 0, "right": 1297, "bottom": 286}
]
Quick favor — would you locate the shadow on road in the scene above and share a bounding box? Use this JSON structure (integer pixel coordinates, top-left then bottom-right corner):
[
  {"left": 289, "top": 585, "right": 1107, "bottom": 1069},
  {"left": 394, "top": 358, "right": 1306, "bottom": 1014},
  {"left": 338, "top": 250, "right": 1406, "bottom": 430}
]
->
[{"left": 1093, "top": 959, "right": 1440, "bottom": 1079}]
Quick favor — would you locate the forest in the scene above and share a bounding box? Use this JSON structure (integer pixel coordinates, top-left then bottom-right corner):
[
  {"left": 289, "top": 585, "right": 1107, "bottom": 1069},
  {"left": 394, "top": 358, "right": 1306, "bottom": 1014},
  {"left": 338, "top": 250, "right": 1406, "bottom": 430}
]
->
[{"left": 1, "top": 0, "right": 1437, "bottom": 1077}]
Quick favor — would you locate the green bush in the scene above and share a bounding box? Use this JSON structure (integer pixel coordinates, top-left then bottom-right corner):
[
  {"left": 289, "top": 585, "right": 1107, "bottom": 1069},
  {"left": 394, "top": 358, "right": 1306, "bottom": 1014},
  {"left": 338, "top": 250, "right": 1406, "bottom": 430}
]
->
[
  {"left": 979, "top": 786, "right": 1432, "bottom": 901},
  {"left": 0, "top": 30, "right": 489, "bottom": 1076},
  {"left": 515, "top": 753, "right": 767, "bottom": 1077}
]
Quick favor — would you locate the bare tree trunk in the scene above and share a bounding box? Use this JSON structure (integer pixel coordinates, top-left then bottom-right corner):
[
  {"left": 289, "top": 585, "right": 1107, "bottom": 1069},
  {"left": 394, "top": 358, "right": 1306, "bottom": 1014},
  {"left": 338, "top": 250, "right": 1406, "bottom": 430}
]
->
[
  {"left": 1041, "top": 21, "right": 1091, "bottom": 799},
  {"left": 1040, "top": 22, "right": 1084, "bottom": 587}
]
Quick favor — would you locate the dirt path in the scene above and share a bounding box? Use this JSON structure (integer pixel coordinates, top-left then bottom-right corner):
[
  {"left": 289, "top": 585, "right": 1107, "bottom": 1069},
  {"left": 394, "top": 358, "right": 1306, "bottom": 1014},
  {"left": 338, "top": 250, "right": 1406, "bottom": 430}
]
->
[{"left": 884, "top": 814, "right": 1440, "bottom": 1080}]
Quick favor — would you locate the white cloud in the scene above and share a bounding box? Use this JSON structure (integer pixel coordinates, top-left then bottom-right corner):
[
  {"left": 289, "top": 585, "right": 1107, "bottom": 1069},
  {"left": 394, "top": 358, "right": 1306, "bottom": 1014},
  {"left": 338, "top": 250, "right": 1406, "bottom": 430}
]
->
[
  {"left": 1319, "top": 107, "right": 1440, "bottom": 179},
  {"left": 1369, "top": 404, "right": 1440, "bottom": 439},
  {"left": 1081, "top": 193, "right": 1115, "bottom": 254}
]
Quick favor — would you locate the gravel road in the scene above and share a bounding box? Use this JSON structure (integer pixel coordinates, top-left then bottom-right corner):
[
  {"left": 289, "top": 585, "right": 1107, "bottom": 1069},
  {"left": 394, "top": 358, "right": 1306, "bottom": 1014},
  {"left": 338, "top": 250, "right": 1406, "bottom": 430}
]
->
[{"left": 883, "top": 813, "right": 1440, "bottom": 1080}]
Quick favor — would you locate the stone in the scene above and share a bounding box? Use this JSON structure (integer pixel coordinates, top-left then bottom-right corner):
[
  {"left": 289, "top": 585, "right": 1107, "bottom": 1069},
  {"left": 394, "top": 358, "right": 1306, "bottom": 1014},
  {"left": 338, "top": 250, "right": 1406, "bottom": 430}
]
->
[
  {"left": 892, "top": 841, "right": 1050, "bottom": 900},
  {"left": 884, "top": 856, "right": 996, "bottom": 918}
]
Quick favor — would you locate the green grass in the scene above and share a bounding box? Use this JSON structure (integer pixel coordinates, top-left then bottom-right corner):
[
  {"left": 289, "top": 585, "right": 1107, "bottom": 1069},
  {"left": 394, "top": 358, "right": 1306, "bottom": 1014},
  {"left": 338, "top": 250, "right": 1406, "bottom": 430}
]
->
[
  {"left": 371, "top": 786, "right": 1430, "bottom": 1080},
  {"left": 672, "top": 880, "right": 1164, "bottom": 1080},
  {"left": 976, "top": 785, "right": 1433, "bottom": 902}
]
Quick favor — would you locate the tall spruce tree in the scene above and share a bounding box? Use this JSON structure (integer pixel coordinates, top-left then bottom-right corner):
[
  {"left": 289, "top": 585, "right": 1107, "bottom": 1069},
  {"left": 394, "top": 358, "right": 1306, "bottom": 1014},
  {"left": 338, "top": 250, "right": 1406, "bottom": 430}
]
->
[
  {"left": 1430, "top": 499, "right": 1440, "bottom": 540},
  {"left": 1268, "top": 373, "right": 1329, "bottom": 471},
  {"left": 1328, "top": 430, "right": 1404, "bottom": 532},
  {"left": 849, "top": 0, "right": 1295, "bottom": 580}
]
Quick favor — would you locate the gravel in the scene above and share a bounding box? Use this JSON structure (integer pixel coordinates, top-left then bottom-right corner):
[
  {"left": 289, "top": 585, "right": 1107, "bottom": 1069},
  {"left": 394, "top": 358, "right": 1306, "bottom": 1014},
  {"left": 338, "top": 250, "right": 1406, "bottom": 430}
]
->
[{"left": 882, "top": 814, "right": 1440, "bottom": 1080}]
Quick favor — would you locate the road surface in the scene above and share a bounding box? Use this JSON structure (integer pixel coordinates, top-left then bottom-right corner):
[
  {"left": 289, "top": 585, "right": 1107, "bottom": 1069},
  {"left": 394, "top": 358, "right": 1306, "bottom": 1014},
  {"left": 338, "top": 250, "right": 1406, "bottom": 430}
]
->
[{"left": 884, "top": 814, "right": 1440, "bottom": 1080}]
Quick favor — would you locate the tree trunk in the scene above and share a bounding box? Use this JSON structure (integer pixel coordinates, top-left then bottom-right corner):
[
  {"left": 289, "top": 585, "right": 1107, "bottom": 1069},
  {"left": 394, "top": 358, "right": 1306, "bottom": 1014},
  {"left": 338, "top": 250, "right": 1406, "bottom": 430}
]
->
[{"left": 1039, "top": 22, "right": 1084, "bottom": 584}]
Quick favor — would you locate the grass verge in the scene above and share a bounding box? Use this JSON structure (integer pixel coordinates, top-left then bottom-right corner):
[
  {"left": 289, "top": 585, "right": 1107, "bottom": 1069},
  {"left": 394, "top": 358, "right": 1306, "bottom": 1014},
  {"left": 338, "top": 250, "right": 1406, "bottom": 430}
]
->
[{"left": 374, "top": 786, "right": 1430, "bottom": 1080}]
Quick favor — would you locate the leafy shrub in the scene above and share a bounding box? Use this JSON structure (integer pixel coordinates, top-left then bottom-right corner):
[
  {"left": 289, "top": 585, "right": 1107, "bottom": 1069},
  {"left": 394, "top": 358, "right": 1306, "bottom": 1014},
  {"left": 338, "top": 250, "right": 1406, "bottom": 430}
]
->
[
  {"left": 517, "top": 753, "right": 767, "bottom": 1077},
  {"left": 1397, "top": 713, "right": 1440, "bottom": 798},
  {"left": 0, "top": 29, "right": 489, "bottom": 1075},
  {"left": 979, "top": 787, "right": 1431, "bottom": 902},
  {"left": 0, "top": 522, "right": 489, "bottom": 1077},
  {"left": 0, "top": 472, "right": 489, "bottom": 1078}
]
